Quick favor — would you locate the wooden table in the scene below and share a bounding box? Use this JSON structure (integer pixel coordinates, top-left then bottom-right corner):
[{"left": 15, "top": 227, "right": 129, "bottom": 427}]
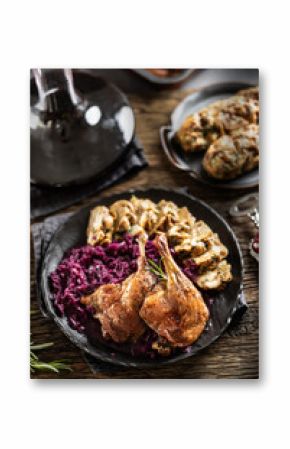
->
[{"left": 30, "top": 86, "right": 259, "bottom": 379}]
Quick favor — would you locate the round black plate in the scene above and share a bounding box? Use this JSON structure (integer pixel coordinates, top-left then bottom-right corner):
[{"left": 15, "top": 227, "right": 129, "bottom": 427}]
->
[
  {"left": 31, "top": 70, "right": 135, "bottom": 186},
  {"left": 41, "top": 188, "right": 243, "bottom": 368},
  {"left": 160, "top": 82, "right": 259, "bottom": 190}
]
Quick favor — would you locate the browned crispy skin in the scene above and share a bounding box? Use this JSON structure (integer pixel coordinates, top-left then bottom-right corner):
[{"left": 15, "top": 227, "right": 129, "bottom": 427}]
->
[
  {"left": 140, "top": 234, "right": 209, "bottom": 347},
  {"left": 81, "top": 233, "right": 156, "bottom": 343}
]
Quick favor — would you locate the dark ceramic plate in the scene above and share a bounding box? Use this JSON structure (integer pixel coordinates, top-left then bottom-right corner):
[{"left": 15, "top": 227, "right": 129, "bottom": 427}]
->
[
  {"left": 41, "top": 188, "right": 243, "bottom": 368},
  {"left": 31, "top": 70, "right": 135, "bottom": 186},
  {"left": 160, "top": 82, "right": 259, "bottom": 190},
  {"left": 133, "top": 69, "right": 195, "bottom": 85}
]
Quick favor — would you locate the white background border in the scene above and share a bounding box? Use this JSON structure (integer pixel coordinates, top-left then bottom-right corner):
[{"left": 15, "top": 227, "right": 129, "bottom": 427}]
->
[{"left": 0, "top": 1, "right": 288, "bottom": 448}]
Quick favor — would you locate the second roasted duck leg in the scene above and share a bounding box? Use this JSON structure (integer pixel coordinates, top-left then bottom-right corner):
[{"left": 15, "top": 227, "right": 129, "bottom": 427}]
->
[{"left": 140, "top": 234, "right": 209, "bottom": 347}]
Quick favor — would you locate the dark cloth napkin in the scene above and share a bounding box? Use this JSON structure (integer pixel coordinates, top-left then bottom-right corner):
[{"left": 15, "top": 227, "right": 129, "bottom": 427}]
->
[
  {"left": 31, "top": 138, "right": 147, "bottom": 220},
  {"left": 31, "top": 212, "right": 248, "bottom": 375}
]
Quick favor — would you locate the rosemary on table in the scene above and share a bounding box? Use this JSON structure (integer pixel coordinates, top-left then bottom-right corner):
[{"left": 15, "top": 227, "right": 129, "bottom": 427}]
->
[
  {"left": 30, "top": 341, "right": 72, "bottom": 374},
  {"left": 30, "top": 309, "right": 72, "bottom": 374},
  {"left": 148, "top": 259, "right": 167, "bottom": 280}
]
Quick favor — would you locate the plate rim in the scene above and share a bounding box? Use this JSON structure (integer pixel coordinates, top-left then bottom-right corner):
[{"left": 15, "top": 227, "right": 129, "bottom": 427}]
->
[{"left": 40, "top": 186, "right": 244, "bottom": 368}]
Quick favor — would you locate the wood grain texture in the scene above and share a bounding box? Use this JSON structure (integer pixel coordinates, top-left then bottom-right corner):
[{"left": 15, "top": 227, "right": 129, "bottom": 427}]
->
[{"left": 30, "top": 88, "right": 259, "bottom": 379}]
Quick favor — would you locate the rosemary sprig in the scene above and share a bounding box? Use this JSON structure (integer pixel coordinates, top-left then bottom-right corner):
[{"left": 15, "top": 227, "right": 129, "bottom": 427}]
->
[
  {"left": 30, "top": 341, "right": 72, "bottom": 374},
  {"left": 30, "top": 342, "right": 54, "bottom": 351},
  {"left": 30, "top": 310, "right": 72, "bottom": 374},
  {"left": 148, "top": 259, "right": 167, "bottom": 280}
]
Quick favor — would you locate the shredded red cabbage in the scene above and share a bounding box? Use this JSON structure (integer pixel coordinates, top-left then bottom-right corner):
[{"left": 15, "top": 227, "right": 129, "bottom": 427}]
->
[{"left": 50, "top": 234, "right": 198, "bottom": 336}]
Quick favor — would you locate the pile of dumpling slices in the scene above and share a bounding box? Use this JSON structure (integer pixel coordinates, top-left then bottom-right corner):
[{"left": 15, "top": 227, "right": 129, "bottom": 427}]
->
[{"left": 87, "top": 196, "right": 232, "bottom": 291}]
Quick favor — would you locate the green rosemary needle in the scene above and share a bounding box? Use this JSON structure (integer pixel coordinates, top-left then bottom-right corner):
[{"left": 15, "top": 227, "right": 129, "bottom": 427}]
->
[
  {"left": 30, "top": 341, "right": 72, "bottom": 374},
  {"left": 147, "top": 259, "right": 167, "bottom": 280}
]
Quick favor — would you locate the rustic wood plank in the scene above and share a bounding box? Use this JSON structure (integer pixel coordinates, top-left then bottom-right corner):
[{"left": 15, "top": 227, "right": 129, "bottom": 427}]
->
[{"left": 30, "top": 87, "right": 259, "bottom": 379}]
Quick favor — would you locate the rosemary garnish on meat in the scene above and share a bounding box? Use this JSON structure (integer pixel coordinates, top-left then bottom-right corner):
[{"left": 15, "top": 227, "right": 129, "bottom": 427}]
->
[{"left": 147, "top": 259, "right": 166, "bottom": 280}]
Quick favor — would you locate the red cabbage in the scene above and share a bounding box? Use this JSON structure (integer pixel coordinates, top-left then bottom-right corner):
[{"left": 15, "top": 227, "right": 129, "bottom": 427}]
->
[{"left": 50, "top": 234, "right": 197, "bottom": 336}]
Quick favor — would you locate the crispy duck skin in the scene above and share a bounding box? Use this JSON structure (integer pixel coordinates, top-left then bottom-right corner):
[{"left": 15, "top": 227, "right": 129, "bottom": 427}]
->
[
  {"left": 140, "top": 234, "right": 209, "bottom": 347},
  {"left": 81, "top": 233, "right": 156, "bottom": 343}
]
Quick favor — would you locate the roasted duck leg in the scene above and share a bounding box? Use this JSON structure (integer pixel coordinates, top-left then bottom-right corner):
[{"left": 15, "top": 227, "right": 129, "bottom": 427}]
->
[
  {"left": 81, "top": 233, "right": 156, "bottom": 343},
  {"left": 140, "top": 234, "right": 209, "bottom": 347}
]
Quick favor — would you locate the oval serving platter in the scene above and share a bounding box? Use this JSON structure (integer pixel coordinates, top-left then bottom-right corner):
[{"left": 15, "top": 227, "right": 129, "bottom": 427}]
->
[
  {"left": 160, "top": 82, "right": 259, "bottom": 190},
  {"left": 41, "top": 188, "right": 243, "bottom": 368}
]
